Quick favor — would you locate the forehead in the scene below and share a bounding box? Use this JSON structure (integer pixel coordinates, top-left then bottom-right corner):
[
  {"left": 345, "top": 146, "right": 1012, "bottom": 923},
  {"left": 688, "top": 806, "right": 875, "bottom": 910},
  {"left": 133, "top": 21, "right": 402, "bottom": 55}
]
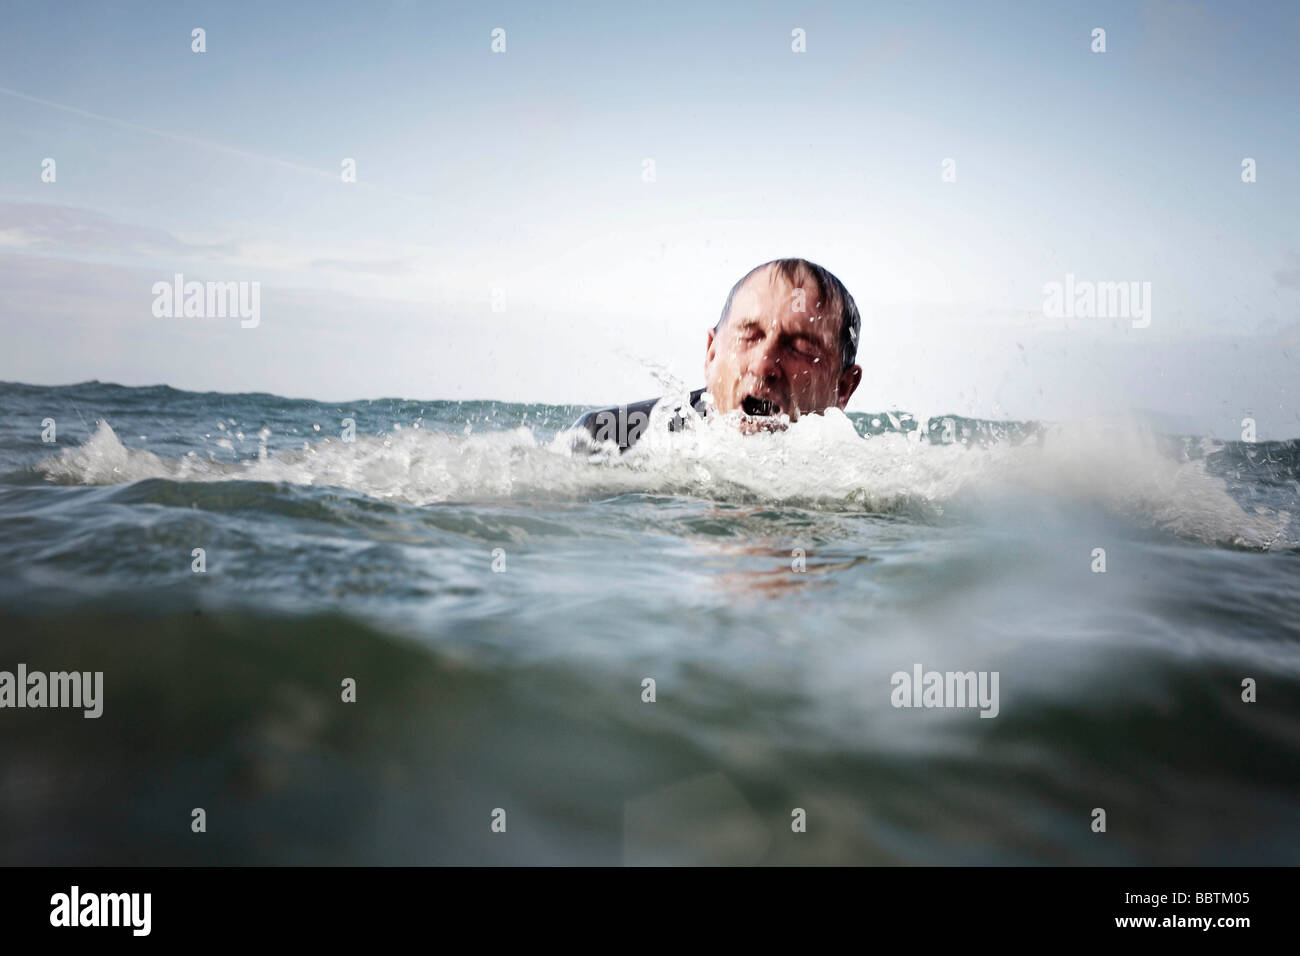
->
[{"left": 727, "top": 266, "right": 838, "bottom": 339}]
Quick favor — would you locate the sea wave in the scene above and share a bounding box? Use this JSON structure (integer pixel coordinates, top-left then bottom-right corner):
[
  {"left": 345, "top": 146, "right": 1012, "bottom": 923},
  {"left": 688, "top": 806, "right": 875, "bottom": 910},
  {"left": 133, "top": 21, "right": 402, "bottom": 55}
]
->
[{"left": 32, "top": 408, "right": 1296, "bottom": 550}]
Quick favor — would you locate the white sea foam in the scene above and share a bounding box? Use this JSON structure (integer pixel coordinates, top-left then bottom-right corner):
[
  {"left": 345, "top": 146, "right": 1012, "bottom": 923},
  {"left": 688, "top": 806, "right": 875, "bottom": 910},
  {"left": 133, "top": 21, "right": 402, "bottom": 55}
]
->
[{"left": 36, "top": 411, "right": 1292, "bottom": 550}]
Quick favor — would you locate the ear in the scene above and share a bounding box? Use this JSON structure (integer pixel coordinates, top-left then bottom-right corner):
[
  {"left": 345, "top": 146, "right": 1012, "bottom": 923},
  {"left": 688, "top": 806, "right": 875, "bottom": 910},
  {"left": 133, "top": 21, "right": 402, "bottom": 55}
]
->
[
  {"left": 705, "top": 327, "right": 717, "bottom": 376},
  {"left": 836, "top": 363, "right": 862, "bottom": 409}
]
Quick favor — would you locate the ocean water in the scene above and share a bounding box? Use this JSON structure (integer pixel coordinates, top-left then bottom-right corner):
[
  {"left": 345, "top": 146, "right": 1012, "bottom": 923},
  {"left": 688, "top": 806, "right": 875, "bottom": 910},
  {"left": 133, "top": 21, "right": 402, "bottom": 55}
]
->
[{"left": 1, "top": 380, "right": 1298, "bottom": 865}]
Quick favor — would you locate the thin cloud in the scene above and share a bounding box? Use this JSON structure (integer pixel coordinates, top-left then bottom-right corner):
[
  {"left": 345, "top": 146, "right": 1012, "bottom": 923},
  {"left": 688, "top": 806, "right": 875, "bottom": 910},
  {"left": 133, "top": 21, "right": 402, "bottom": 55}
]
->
[
  {"left": 0, "top": 86, "right": 435, "bottom": 204},
  {"left": 1274, "top": 256, "right": 1300, "bottom": 290},
  {"left": 310, "top": 257, "right": 416, "bottom": 276},
  {"left": 0, "top": 202, "right": 239, "bottom": 258},
  {"left": 0, "top": 203, "right": 420, "bottom": 278}
]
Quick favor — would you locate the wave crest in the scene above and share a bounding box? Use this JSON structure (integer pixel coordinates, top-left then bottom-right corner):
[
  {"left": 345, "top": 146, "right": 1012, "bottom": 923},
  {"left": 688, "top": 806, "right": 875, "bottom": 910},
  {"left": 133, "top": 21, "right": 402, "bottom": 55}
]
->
[{"left": 35, "top": 413, "right": 1294, "bottom": 550}]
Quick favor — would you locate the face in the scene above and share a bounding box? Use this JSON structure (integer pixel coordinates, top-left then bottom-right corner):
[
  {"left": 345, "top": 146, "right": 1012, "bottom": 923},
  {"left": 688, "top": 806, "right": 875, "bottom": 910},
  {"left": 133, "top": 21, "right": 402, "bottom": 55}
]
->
[{"left": 704, "top": 265, "right": 862, "bottom": 422}]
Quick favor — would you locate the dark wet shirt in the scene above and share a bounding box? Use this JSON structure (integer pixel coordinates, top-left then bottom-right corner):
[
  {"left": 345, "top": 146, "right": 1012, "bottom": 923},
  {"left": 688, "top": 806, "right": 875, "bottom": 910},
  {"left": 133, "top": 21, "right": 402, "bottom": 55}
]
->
[{"left": 571, "top": 387, "right": 708, "bottom": 451}]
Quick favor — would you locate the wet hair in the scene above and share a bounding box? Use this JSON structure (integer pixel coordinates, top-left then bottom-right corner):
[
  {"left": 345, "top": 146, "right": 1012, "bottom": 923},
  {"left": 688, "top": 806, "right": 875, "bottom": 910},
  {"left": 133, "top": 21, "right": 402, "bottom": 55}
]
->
[{"left": 714, "top": 258, "right": 860, "bottom": 373}]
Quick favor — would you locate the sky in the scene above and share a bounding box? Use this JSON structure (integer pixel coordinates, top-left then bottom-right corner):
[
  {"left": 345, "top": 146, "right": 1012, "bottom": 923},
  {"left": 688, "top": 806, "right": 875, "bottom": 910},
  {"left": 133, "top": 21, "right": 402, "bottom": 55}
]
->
[{"left": 1, "top": 0, "right": 1297, "bottom": 437}]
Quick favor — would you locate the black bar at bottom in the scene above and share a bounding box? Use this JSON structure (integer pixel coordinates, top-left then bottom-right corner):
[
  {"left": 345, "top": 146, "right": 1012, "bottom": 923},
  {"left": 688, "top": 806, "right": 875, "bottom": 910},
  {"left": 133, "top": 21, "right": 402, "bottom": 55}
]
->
[{"left": 0, "top": 866, "right": 1280, "bottom": 941}]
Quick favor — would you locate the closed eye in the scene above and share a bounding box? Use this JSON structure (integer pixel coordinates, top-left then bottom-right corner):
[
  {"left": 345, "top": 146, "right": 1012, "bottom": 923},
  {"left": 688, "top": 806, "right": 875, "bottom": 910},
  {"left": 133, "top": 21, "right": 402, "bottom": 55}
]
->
[{"left": 788, "top": 336, "right": 824, "bottom": 357}]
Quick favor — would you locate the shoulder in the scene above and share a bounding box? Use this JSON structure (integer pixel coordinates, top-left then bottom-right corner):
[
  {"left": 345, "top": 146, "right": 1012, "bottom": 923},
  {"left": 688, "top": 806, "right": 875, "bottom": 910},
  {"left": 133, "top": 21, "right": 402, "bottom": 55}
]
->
[{"left": 571, "top": 388, "right": 707, "bottom": 451}]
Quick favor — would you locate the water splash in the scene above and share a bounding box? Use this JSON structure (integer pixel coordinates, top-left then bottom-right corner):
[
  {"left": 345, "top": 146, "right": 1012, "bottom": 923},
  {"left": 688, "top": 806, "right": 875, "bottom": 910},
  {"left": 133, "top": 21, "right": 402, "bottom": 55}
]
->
[{"left": 35, "top": 409, "right": 1294, "bottom": 550}]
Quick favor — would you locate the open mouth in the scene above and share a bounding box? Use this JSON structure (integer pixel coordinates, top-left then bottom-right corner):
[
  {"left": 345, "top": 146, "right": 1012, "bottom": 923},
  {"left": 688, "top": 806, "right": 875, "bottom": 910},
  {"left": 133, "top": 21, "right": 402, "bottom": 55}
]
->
[{"left": 741, "top": 395, "right": 777, "bottom": 416}]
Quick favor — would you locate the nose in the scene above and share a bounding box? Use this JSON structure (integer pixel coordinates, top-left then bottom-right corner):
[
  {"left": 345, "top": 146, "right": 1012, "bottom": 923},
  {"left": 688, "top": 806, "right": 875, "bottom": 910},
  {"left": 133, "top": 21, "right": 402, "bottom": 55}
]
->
[{"left": 749, "top": 345, "right": 783, "bottom": 386}]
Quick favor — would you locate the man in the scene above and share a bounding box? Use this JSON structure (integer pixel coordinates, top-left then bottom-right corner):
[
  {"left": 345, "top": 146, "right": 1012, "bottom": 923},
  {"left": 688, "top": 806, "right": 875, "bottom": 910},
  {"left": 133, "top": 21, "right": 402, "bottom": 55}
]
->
[{"left": 573, "top": 258, "right": 863, "bottom": 450}]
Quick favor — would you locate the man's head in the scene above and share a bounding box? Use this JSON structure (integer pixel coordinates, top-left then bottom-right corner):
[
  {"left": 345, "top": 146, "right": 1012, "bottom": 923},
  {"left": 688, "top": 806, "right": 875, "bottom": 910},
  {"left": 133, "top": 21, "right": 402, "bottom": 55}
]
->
[{"left": 704, "top": 258, "right": 862, "bottom": 421}]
